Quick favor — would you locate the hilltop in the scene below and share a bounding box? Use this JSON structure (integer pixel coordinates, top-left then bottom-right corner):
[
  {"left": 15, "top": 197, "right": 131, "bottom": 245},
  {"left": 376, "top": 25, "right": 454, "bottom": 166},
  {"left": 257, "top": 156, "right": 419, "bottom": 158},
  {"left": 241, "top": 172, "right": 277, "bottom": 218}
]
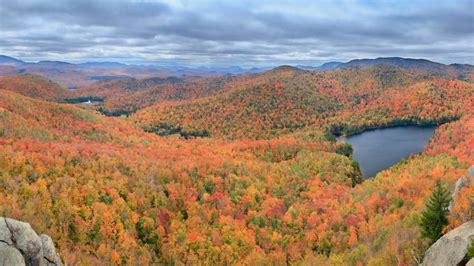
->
[{"left": 0, "top": 74, "right": 72, "bottom": 100}]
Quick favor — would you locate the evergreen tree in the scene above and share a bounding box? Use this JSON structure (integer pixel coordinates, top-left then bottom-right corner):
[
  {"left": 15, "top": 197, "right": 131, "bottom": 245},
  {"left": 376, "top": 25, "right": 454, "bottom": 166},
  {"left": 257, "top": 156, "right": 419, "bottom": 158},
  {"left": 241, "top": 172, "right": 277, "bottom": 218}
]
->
[{"left": 420, "top": 180, "right": 451, "bottom": 244}]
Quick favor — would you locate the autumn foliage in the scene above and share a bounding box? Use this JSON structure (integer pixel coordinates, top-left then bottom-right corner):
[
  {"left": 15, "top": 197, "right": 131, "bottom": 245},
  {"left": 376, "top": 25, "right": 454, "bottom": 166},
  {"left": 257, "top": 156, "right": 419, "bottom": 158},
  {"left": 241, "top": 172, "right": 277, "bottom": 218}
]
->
[
  {"left": 0, "top": 64, "right": 473, "bottom": 265},
  {"left": 131, "top": 66, "right": 473, "bottom": 139},
  {"left": 0, "top": 74, "right": 72, "bottom": 100}
]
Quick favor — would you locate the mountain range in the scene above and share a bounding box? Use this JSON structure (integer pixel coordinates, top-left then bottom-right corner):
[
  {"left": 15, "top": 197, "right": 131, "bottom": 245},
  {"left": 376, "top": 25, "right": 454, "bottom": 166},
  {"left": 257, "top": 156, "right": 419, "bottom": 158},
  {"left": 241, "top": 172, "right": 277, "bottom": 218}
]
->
[{"left": 1, "top": 55, "right": 472, "bottom": 89}]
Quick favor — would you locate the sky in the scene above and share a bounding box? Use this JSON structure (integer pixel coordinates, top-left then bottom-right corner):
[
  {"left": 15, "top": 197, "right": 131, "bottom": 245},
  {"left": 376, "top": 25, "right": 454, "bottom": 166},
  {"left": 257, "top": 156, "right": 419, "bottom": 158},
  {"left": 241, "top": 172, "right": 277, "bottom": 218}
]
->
[{"left": 0, "top": 0, "right": 473, "bottom": 66}]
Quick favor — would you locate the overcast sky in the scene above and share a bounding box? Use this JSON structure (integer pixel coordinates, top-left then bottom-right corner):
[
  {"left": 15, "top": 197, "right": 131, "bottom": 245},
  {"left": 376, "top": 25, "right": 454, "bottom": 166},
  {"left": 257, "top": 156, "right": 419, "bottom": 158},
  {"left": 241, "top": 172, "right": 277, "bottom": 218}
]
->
[{"left": 0, "top": 0, "right": 473, "bottom": 66}]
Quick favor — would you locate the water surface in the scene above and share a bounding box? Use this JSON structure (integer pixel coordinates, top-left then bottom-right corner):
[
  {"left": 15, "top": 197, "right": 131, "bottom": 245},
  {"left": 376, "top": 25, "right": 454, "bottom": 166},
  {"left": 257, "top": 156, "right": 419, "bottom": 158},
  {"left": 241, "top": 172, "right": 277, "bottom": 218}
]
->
[{"left": 339, "top": 126, "right": 436, "bottom": 178}]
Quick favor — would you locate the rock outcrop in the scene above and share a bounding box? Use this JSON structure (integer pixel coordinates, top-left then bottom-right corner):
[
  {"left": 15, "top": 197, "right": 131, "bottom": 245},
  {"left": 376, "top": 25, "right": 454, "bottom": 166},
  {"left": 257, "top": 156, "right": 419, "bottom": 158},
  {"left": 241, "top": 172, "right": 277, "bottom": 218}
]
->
[
  {"left": 0, "top": 217, "right": 61, "bottom": 265},
  {"left": 449, "top": 165, "right": 474, "bottom": 213},
  {"left": 422, "top": 220, "right": 474, "bottom": 266}
]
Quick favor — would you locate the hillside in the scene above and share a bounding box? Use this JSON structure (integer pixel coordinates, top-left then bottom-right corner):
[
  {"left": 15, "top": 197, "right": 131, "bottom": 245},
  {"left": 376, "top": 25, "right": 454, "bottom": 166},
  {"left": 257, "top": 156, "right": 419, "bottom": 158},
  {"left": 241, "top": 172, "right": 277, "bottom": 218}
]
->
[
  {"left": 76, "top": 76, "right": 185, "bottom": 98},
  {"left": 0, "top": 86, "right": 472, "bottom": 264},
  {"left": 0, "top": 74, "right": 72, "bottom": 101},
  {"left": 0, "top": 89, "right": 359, "bottom": 263},
  {"left": 132, "top": 70, "right": 336, "bottom": 139},
  {"left": 0, "top": 89, "right": 146, "bottom": 143},
  {"left": 74, "top": 66, "right": 312, "bottom": 116},
  {"left": 74, "top": 75, "right": 235, "bottom": 115},
  {"left": 132, "top": 65, "right": 473, "bottom": 139}
]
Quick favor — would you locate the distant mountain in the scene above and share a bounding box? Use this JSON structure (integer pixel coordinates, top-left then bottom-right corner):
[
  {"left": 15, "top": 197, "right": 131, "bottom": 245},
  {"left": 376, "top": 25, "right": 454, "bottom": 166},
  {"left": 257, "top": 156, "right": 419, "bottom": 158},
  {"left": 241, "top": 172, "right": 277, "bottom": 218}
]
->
[
  {"left": 318, "top": 61, "right": 343, "bottom": 71},
  {"left": 298, "top": 62, "right": 343, "bottom": 71},
  {"left": 315, "top": 57, "right": 474, "bottom": 81},
  {"left": 0, "top": 55, "right": 272, "bottom": 88},
  {"left": 271, "top": 65, "right": 302, "bottom": 72},
  {"left": 196, "top": 66, "right": 243, "bottom": 73},
  {"left": 36, "top": 60, "right": 74, "bottom": 66},
  {"left": 0, "top": 55, "right": 25, "bottom": 66},
  {"left": 341, "top": 57, "right": 444, "bottom": 70},
  {"left": 1, "top": 55, "right": 472, "bottom": 89},
  {"left": 79, "top": 62, "right": 128, "bottom": 68},
  {"left": 248, "top": 67, "right": 269, "bottom": 73},
  {"left": 188, "top": 65, "right": 268, "bottom": 75},
  {"left": 88, "top": 75, "right": 132, "bottom": 82}
]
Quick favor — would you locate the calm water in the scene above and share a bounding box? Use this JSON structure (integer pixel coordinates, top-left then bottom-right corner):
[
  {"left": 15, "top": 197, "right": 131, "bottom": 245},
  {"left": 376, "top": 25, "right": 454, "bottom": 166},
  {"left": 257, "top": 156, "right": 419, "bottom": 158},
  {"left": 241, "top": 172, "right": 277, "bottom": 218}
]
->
[{"left": 339, "top": 126, "right": 436, "bottom": 178}]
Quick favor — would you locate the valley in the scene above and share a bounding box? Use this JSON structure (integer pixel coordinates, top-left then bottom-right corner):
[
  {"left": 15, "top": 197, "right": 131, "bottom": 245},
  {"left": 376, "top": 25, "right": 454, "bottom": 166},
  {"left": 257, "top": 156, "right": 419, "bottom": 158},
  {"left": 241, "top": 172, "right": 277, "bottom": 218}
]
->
[
  {"left": 0, "top": 55, "right": 472, "bottom": 265},
  {"left": 2, "top": 1, "right": 473, "bottom": 264}
]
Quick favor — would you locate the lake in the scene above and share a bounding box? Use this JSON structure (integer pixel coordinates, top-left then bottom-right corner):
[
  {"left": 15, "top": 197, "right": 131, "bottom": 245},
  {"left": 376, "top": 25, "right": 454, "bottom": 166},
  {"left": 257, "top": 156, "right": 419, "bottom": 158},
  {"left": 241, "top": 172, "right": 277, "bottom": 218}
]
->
[{"left": 339, "top": 126, "right": 436, "bottom": 178}]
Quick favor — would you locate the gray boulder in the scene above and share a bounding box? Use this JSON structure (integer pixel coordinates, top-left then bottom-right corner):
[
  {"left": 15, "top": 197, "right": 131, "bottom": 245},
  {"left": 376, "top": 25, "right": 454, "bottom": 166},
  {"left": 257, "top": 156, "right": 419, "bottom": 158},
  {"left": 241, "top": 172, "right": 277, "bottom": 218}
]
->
[
  {"left": 3, "top": 218, "right": 43, "bottom": 265},
  {"left": 0, "top": 219, "right": 13, "bottom": 246},
  {"left": 40, "top": 234, "right": 62, "bottom": 265},
  {"left": 467, "top": 258, "right": 474, "bottom": 266},
  {"left": 0, "top": 217, "right": 61, "bottom": 266},
  {"left": 422, "top": 220, "right": 474, "bottom": 266},
  {"left": 0, "top": 242, "right": 25, "bottom": 266}
]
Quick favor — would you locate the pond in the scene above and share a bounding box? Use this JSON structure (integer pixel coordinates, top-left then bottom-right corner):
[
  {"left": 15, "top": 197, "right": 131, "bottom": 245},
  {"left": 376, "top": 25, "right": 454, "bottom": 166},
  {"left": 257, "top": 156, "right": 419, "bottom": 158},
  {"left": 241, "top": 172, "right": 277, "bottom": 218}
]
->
[{"left": 338, "top": 126, "right": 436, "bottom": 178}]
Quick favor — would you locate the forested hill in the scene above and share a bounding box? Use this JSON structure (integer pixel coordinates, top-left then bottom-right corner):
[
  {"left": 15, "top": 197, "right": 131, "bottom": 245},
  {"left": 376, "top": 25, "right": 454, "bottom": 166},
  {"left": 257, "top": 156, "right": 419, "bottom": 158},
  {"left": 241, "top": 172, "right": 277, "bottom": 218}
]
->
[
  {"left": 0, "top": 74, "right": 72, "bottom": 100},
  {"left": 131, "top": 65, "right": 473, "bottom": 139},
  {"left": 0, "top": 60, "right": 472, "bottom": 264}
]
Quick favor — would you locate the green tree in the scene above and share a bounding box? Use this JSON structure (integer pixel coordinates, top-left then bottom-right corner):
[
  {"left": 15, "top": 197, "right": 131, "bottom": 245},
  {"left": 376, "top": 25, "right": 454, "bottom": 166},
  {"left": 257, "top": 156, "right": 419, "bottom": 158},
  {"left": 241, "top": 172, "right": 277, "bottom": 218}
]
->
[
  {"left": 335, "top": 141, "right": 354, "bottom": 157},
  {"left": 420, "top": 180, "right": 451, "bottom": 244},
  {"left": 467, "top": 239, "right": 474, "bottom": 260},
  {"left": 136, "top": 217, "right": 160, "bottom": 253}
]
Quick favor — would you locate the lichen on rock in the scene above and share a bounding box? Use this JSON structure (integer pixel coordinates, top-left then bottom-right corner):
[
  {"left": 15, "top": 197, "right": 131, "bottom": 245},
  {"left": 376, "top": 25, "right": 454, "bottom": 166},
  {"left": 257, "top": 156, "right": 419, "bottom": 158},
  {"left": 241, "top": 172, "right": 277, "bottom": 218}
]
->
[
  {"left": 422, "top": 220, "right": 474, "bottom": 266},
  {"left": 0, "top": 217, "right": 61, "bottom": 266}
]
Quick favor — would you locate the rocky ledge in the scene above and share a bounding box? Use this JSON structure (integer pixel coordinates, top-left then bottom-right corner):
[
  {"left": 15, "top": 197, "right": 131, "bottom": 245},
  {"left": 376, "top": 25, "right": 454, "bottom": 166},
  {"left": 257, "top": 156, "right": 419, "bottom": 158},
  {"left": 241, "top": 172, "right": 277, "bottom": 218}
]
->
[
  {"left": 422, "top": 219, "right": 474, "bottom": 266},
  {"left": 0, "top": 217, "right": 61, "bottom": 266},
  {"left": 422, "top": 166, "right": 474, "bottom": 266}
]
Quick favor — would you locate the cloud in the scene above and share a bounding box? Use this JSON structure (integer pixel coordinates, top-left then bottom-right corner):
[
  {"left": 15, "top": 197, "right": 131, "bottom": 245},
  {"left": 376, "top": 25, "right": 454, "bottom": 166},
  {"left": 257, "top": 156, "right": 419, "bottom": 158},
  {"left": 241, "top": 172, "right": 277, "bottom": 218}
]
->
[{"left": 0, "top": 0, "right": 472, "bottom": 66}]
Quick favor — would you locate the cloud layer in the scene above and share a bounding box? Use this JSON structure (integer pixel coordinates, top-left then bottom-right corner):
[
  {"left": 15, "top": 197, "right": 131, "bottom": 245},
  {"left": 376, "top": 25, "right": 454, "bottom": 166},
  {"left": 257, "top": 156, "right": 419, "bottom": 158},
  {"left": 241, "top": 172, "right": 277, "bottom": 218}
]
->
[{"left": 1, "top": 0, "right": 473, "bottom": 66}]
